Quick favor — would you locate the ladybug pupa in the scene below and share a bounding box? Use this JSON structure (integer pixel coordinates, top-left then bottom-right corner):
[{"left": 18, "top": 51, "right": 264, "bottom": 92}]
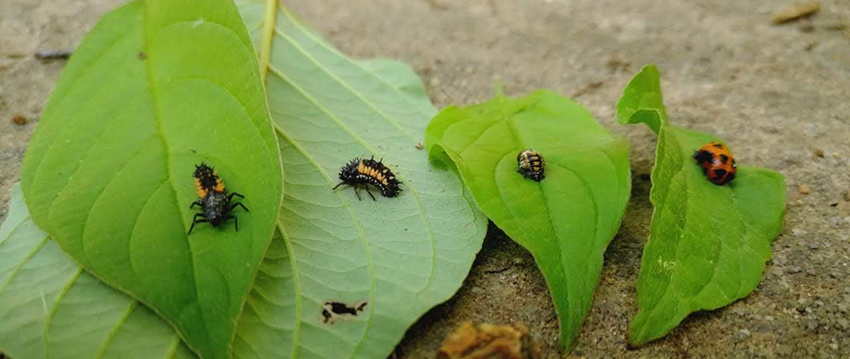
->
[
  {"left": 188, "top": 163, "right": 249, "bottom": 234},
  {"left": 517, "top": 149, "right": 545, "bottom": 182}
]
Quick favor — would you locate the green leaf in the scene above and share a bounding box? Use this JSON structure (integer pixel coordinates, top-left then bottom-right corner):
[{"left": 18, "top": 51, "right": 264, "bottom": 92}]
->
[
  {"left": 232, "top": 2, "right": 487, "bottom": 359},
  {"left": 615, "top": 65, "right": 668, "bottom": 134},
  {"left": 425, "top": 90, "right": 631, "bottom": 351},
  {"left": 618, "top": 65, "right": 786, "bottom": 346},
  {"left": 0, "top": 184, "right": 196, "bottom": 359},
  {"left": 18, "top": 0, "right": 282, "bottom": 358}
]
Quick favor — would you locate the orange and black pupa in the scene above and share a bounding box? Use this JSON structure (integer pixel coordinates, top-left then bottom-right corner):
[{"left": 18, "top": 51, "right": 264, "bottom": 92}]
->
[
  {"left": 693, "top": 141, "right": 737, "bottom": 185},
  {"left": 332, "top": 156, "right": 401, "bottom": 200},
  {"left": 517, "top": 149, "right": 545, "bottom": 182},
  {"left": 188, "top": 162, "right": 249, "bottom": 234}
]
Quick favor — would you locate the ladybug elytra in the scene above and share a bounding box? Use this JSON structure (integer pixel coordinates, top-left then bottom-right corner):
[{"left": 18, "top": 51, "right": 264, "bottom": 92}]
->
[{"left": 693, "top": 141, "right": 737, "bottom": 185}]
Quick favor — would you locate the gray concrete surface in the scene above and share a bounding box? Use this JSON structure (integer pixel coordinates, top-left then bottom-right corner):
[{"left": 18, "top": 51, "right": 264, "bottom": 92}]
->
[{"left": 1, "top": 0, "right": 849, "bottom": 358}]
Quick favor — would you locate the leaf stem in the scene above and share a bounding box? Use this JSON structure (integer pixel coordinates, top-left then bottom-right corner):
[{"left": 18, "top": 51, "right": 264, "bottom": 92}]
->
[{"left": 258, "top": 0, "right": 278, "bottom": 82}]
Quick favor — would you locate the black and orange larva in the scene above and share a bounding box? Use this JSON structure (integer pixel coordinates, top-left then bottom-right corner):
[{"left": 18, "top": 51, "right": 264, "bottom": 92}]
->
[
  {"left": 332, "top": 157, "right": 401, "bottom": 200},
  {"left": 188, "top": 163, "right": 249, "bottom": 234}
]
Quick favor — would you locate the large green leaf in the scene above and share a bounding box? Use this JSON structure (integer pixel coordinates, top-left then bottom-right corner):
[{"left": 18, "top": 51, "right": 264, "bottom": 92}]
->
[
  {"left": 0, "top": 184, "right": 196, "bottom": 359},
  {"left": 3, "top": 1, "right": 483, "bottom": 357},
  {"left": 18, "top": 0, "right": 282, "bottom": 358},
  {"left": 425, "top": 90, "right": 631, "bottom": 351},
  {"left": 618, "top": 65, "right": 786, "bottom": 345},
  {"left": 233, "top": 3, "right": 486, "bottom": 358}
]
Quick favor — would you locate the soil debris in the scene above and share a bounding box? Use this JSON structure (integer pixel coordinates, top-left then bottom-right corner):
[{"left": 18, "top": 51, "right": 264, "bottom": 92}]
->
[
  {"left": 11, "top": 115, "right": 27, "bottom": 125},
  {"left": 437, "top": 322, "right": 541, "bottom": 359},
  {"left": 34, "top": 49, "right": 72, "bottom": 60},
  {"left": 799, "top": 184, "right": 810, "bottom": 195},
  {"left": 772, "top": 2, "right": 820, "bottom": 24},
  {"left": 571, "top": 81, "right": 604, "bottom": 98}
]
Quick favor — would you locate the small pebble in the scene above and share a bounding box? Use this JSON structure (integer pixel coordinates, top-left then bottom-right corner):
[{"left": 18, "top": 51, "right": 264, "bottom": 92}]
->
[
  {"left": 808, "top": 242, "right": 820, "bottom": 250},
  {"left": 512, "top": 257, "right": 525, "bottom": 265},
  {"left": 765, "top": 315, "right": 775, "bottom": 321},
  {"left": 815, "top": 148, "right": 825, "bottom": 157},
  {"left": 830, "top": 343, "right": 839, "bottom": 351},
  {"left": 843, "top": 191, "right": 850, "bottom": 202},
  {"left": 733, "top": 328, "right": 751, "bottom": 341},
  {"left": 787, "top": 266, "right": 803, "bottom": 274},
  {"left": 470, "top": 286, "right": 485, "bottom": 295},
  {"left": 806, "top": 268, "right": 817, "bottom": 276},
  {"left": 11, "top": 115, "right": 27, "bottom": 125},
  {"left": 799, "top": 185, "right": 810, "bottom": 195}
]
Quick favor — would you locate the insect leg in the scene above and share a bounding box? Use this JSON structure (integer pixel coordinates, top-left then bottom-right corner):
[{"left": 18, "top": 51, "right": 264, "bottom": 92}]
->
[
  {"left": 365, "top": 186, "right": 376, "bottom": 201},
  {"left": 188, "top": 214, "right": 207, "bottom": 235},
  {"left": 332, "top": 182, "right": 346, "bottom": 190},
  {"left": 353, "top": 187, "right": 362, "bottom": 201},
  {"left": 231, "top": 202, "right": 250, "bottom": 212},
  {"left": 228, "top": 192, "right": 245, "bottom": 200}
]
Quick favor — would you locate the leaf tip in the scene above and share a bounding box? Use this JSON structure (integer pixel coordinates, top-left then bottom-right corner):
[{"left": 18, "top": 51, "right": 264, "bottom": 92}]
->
[{"left": 616, "top": 64, "right": 667, "bottom": 134}]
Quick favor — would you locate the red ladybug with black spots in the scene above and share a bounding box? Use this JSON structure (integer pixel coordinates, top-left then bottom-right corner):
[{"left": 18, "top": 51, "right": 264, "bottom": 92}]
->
[{"left": 693, "top": 141, "right": 737, "bottom": 185}]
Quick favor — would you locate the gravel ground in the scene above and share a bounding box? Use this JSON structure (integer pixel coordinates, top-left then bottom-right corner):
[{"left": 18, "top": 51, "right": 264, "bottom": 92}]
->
[{"left": 1, "top": 0, "right": 849, "bottom": 358}]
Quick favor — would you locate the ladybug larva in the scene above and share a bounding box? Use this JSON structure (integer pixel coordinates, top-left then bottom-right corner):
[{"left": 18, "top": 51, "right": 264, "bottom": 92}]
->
[
  {"left": 332, "top": 156, "right": 402, "bottom": 200},
  {"left": 188, "top": 163, "right": 249, "bottom": 234},
  {"left": 517, "top": 149, "right": 545, "bottom": 182}
]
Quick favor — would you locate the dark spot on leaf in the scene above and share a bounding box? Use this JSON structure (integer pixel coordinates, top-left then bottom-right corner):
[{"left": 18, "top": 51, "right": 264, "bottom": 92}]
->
[
  {"left": 138, "top": 52, "right": 147, "bottom": 60},
  {"left": 328, "top": 301, "right": 358, "bottom": 315},
  {"left": 321, "top": 300, "right": 368, "bottom": 325}
]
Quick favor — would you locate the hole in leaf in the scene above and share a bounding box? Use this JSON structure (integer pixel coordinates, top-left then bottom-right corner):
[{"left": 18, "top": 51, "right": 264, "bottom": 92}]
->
[{"left": 321, "top": 300, "right": 368, "bottom": 325}]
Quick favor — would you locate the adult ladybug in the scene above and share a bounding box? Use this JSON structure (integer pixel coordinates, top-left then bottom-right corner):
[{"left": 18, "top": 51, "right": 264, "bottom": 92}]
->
[{"left": 693, "top": 141, "right": 737, "bottom": 185}]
